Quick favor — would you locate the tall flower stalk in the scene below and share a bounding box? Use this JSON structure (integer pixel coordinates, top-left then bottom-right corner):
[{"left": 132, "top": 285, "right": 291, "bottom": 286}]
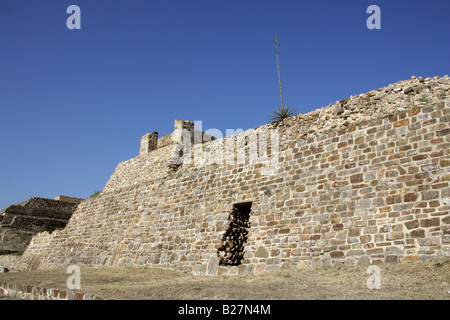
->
[
  {"left": 271, "top": 35, "right": 296, "bottom": 123},
  {"left": 273, "top": 34, "right": 284, "bottom": 110}
]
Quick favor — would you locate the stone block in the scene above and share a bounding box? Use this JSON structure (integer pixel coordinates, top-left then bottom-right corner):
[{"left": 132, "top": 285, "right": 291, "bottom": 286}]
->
[
  {"left": 254, "top": 246, "right": 269, "bottom": 258},
  {"left": 350, "top": 174, "right": 363, "bottom": 184},
  {"left": 440, "top": 159, "right": 450, "bottom": 167},
  {"left": 404, "top": 193, "right": 418, "bottom": 202},
  {"left": 410, "top": 229, "right": 425, "bottom": 238},
  {"left": 422, "top": 191, "right": 439, "bottom": 200},
  {"left": 405, "top": 220, "right": 419, "bottom": 230},
  {"left": 330, "top": 251, "right": 345, "bottom": 258},
  {"left": 206, "top": 256, "right": 219, "bottom": 276},
  {"left": 420, "top": 218, "right": 440, "bottom": 228},
  {"left": 385, "top": 255, "right": 399, "bottom": 263}
]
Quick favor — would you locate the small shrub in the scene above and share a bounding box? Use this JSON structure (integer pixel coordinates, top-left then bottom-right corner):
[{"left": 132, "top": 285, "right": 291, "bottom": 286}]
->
[
  {"left": 381, "top": 114, "right": 394, "bottom": 119},
  {"left": 89, "top": 191, "right": 101, "bottom": 199},
  {"left": 418, "top": 95, "right": 429, "bottom": 102},
  {"left": 435, "top": 259, "right": 449, "bottom": 268},
  {"left": 270, "top": 105, "right": 297, "bottom": 122}
]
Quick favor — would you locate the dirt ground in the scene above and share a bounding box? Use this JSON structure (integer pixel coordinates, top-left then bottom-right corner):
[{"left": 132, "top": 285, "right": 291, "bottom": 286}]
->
[{"left": 1, "top": 259, "right": 449, "bottom": 300}]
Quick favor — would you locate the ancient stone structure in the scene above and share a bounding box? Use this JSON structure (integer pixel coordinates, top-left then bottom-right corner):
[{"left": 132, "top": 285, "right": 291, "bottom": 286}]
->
[
  {"left": 19, "top": 76, "right": 449, "bottom": 275},
  {"left": 0, "top": 196, "right": 83, "bottom": 255},
  {"left": 0, "top": 281, "right": 105, "bottom": 300}
]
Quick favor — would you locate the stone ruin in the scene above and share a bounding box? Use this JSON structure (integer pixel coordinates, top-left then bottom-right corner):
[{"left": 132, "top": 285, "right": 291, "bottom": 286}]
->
[
  {"left": 0, "top": 196, "right": 83, "bottom": 270},
  {"left": 3, "top": 75, "right": 449, "bottom": 275},
  {"left": 217, "top": 202, "right": 252, "bottom": 266}
]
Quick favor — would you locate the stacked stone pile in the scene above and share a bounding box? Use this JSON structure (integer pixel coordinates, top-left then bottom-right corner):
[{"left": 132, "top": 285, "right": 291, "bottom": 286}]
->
[
  {"left": 277, "top": 75, "right": 449, "bottom": 145},
  {"left": 217, "top": 204, "right": 251, "bottom": 266},
  {"left": 0, "top": 197, "right": 82, "bottom": 255}
]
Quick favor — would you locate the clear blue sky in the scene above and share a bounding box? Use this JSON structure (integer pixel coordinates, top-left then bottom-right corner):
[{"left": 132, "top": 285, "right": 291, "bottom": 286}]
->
[{"left": 0, "top": 0, "right": 449, "bottom": 209}]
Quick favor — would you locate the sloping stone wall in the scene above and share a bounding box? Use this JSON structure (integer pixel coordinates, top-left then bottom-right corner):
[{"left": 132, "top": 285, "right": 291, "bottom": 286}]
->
[
  {"left": 19, "top": 76, "right": 449, "bottom": 274},
  {"left": 104, "top": 121, "right": 214, "bottom": 192},
  {"left": 0, "top": 197, "right": 83, "bottom": 255}
]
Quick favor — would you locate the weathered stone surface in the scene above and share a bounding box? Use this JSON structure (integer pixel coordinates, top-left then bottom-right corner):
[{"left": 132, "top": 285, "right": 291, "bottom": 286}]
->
[
  {"left": 0, "top": 197, "right": 82, "bottom": 255},
  {"left": 0, "top": 281, "right": 106, "bottom": 300},
  {"left": 410, "top": 229, "right": 425, "bottom": 238},
  {"left": 206, "top": 256, "right": 220, "bottom": 275},
  {"left": 0, "top": 255, "right": 21, "bottom": 271},
  {"left": 422, "top": 191, "right": 439, "bottom": 201},
  {"left": 254, "top": 246, "right": 269, "bottom": 258},
  {"left": 404, "top": 87, "right": 414, "bottom": 94},
  {"left": 405, "top": 220, "right": 419, "bottom": 230},
  {"left": 15, "top": 76, "right": 450, "bottom": 275},
  {"left": 420, "top": 218, "right": 440, "bottom": 228}
]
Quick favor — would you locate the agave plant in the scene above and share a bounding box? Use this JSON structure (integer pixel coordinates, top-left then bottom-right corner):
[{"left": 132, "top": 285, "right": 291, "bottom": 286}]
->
[
  {"left": 270, "top": 35, "right": 296, "bottom": 124},
  {"left": 270, "top": 105, "right": 297, "bottom": 123}
]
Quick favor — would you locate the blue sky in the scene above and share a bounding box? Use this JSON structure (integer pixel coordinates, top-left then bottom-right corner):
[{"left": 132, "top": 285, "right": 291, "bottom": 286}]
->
[{"left": 0, "top": 0, "right": 449, "bottom": 209}]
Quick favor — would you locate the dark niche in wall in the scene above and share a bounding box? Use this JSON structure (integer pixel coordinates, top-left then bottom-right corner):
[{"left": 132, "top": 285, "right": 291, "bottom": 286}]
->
[{"left": 217, "top": 202, "right": 252, "bottom": 266}]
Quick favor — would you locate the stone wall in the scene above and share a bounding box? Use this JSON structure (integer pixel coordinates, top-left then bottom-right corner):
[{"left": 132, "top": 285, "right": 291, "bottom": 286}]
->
[
  {"left": 0, "top": 254, "right": 21, "bottom": 271},
  {"left": 19, "top": 76, "right": 449, "bottom": 275},
  {"left": 104, "top": 120, "right": 214, "bottom": 192},
  {"left": 0, "top": 281, "right": 105, "bottom": 300},
  {"left": 0, "top": 197, "right": 83, "bottom": 255}
]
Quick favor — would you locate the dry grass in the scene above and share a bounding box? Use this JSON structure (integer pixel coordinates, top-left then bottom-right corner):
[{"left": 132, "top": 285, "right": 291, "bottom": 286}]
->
[{"left": 1, "top": 259, "right": 449, "bottom": 300}]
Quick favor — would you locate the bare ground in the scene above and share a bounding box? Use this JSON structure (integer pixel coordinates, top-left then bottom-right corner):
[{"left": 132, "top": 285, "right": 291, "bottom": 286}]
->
[{"left": 1, "top": 259, "right": 449, "bottom": 300}]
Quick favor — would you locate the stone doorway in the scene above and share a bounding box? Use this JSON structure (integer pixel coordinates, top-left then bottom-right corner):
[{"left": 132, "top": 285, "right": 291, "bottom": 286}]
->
[{"left": 217, "top": 202, "right": 252, "bottom": 266}]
